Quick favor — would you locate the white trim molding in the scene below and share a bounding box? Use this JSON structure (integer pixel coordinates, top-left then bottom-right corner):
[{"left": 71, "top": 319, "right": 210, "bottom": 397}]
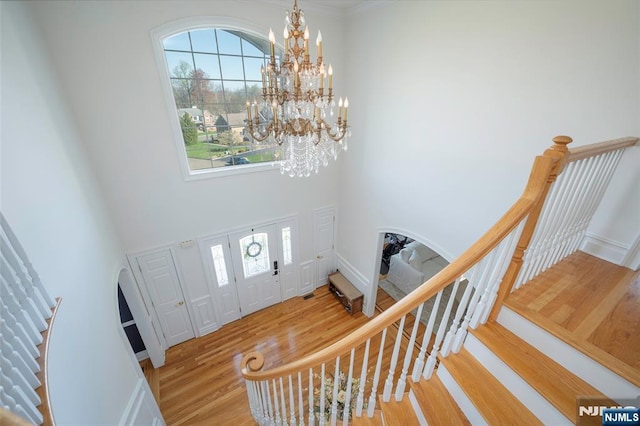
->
[
  {"left": 119, "top": 379, "right": 164, "bottom": 426},
  {"left": 580, "top": 232, "right": 630, "bottom": 266}
]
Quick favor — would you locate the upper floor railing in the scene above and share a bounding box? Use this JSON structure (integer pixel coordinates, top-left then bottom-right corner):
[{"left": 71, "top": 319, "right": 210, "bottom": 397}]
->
[
  {"left": 0, "top": 212, "right": 59, "bottom": 426},
  {"left": 243, "top": 135, "right": 637, "bottom": 425}
]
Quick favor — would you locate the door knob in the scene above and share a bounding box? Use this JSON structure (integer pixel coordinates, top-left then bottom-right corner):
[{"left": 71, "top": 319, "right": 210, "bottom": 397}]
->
[
  {"left": 317, "top": 255, "right": 323, "bottom": 259},
  {"left": 177, "top": 301, "right": 184, "bottom": 306}
]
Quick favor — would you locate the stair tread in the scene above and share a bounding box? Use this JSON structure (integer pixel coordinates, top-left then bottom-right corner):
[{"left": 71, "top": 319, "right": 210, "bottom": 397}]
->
[
  {"left": 471, "top": 322, "right": 613, "bottom": 423},
  {"left": 409, "top": 376, "right": 470, "bottom": 425},
  {"left": 439, "top": 348, "right": 543, "bottom": 426},
  {"left": 379, "top": 394, "right": 421, "bottom": 426},
  {"left": 351, "top": 409, "right": 383, "bottom": 426}
]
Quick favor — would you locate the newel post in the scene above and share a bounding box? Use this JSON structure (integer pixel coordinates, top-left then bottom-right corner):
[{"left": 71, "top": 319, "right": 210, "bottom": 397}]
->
[{"left": 487, "top": 136, "right": 572, "bottom": 322}]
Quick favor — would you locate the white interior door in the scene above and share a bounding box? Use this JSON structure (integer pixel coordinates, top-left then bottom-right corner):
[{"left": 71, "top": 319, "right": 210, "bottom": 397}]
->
[
  {"left": 314, "top": 208, "right": 335, "bottom": 287},
  {"left": 137, "top": 249, "right": 195, "bottom": 347},
  {"left": 230, "top": 225, "right": 281, "bottom": 316},
  {"left": 201, "top": 235, "right": 241, "bottom": 325}
]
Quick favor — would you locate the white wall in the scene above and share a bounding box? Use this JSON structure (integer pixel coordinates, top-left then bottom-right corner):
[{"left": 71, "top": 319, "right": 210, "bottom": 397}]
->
[
  {"left": 26, "top": 0, "right": 347, "bottom": 313},
  {"left": 0, "top": 2, "right": 155, "bottom": 424},
  {"left": 338, "top": 0, "right": 639, "bottom": 299}
]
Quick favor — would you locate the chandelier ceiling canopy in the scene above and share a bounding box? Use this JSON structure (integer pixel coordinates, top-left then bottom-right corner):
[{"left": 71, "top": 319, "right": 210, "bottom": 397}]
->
[{"left": 246, "top": 0, "right": 350, "bottom": 177}]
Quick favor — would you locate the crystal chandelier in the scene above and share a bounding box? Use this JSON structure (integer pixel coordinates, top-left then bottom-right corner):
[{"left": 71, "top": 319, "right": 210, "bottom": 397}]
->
[{"left": 246, "top": 0, "right": 350, "bottom": 177}]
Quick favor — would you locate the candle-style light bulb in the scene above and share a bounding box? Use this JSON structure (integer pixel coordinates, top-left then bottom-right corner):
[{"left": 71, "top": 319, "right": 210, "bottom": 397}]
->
[
  {"left": 328, "top": 64, "right": 333, "bottom": 89},
  {"left": 344, "top": 97, "right": 349, "bottom": 121},
  {"left": 338, "top": 97, "right": 343, "bottom": 120},
  {"left": 316, "top": 31, "right": 322, "bottom": 58},
  {"left": 303, "top": 26, "right": 309, "bottom": 56},
  {"left": 268, "top": 28, "right": 275, "bottom": 60}
]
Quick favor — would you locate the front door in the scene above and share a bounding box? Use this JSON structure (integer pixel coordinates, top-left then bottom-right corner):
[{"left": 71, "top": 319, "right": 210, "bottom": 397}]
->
[
  {"left": 201, "top": 235, "right": 241, "bottom": 325},
  {"left": 229, "top": 225, "right": 281, "bottom": 316},
  {"left": 137, "top": 249, "right": 195, "bottom": 347}
]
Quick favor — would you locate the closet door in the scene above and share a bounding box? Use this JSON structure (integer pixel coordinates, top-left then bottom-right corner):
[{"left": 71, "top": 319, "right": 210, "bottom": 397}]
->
[{"left": 136, "top": 249, "right": 195, "bottom": 347}]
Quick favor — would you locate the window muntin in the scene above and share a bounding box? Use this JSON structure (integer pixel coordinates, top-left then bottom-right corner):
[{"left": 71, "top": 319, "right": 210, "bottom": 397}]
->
[
  {"left": 210, "top": 244, "right": 229, "bottom": 287},
  {"left": 239, "top": 233, "right": 270, "bottom": 279},
  {"left": 161, "top": 28, "right": 282, "bottom": 173}
]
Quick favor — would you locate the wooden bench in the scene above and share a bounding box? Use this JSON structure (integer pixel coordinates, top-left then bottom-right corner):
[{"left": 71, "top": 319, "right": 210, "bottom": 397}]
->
[{"left": 328, "top": 271, "right": 363, "bottom": 315}]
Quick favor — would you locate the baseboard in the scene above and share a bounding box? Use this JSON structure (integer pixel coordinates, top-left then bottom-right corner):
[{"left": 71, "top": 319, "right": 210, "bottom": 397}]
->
[
  {"left": 580, "top": 233, "right": 629, "bottom": 266},
  {"left": 436, "top": 364, "right": 487, "bottom": 426},
  {"left": 135, "top": 350, "right": 149, "bottom": 362}
]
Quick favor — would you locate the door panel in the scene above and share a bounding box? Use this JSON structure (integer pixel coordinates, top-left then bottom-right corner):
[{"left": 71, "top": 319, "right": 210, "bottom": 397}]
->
[
  {"left": 137, "top": 250, "right": 195, "bottom": 347},
  {"left": 201, "top": 236, "right": 241, "bottom": 325},
  {"left": 314, "top": 208, "right": 335, "bottom": 287},
  {"left": 230, "top": 225, "right": 281, "bottom": 316}
]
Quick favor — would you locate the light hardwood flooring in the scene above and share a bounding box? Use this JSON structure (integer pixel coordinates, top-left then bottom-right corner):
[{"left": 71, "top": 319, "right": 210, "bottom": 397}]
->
[
  {"left": 505, "top": 250, "right": 640, "bottom": 386},
  {"left": 151, "top": 285, "right": 416, "bottom": 425}
]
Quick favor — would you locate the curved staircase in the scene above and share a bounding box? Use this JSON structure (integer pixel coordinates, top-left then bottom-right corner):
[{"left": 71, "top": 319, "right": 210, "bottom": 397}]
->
[{"left": 240, "top": 136, "right": 639, "bottom": 426}]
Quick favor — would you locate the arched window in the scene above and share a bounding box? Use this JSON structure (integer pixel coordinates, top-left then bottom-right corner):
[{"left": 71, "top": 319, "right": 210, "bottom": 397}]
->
[{"left": 153, "top": 20, "right": 283, "bottom": 178}]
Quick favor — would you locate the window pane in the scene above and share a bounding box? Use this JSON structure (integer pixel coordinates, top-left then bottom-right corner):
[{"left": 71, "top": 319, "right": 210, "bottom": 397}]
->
[
  {"left": 193, "top": 53, "right": 221, "bottom": 79},
  {"left": 239, "top": 233, "right": 270, "bottom": 278},
  {"left": 166, "top": 52, "right": 193, "bottom": 77},
  {"left": 189, "top": 29, "right": 217, "bottom": 53},
  {"left": 242, "top": 38, "right": 266, "bottom": 57},
  {"left": 282, "top": 227, "right": 292, "bottom": 265},
  {"left": 216, "top": 30, "right": 241, "bottom": 55},
  {"left": 210, "top": 245, "right": 229, "bottom": 286},
  {"left": 163, "top": 31, "right": 191, "bottom": 51},
  {"left": 219, "top": 55, "right": 245, "bottom": 80},
  {"left": 243, "top": 57, "right": 266, "bottom": 82}
]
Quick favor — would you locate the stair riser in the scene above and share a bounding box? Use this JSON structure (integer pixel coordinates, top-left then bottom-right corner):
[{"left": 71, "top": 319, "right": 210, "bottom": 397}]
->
[
  {"left": 436, "top": 364, "right": 488, "bottom": 426},
  {"left": 407, "top": 389, "right": 428, "bottom": 426},
  {"left": 498, "top": 307, "right": 640, "bottom": 401},
  {"left": 464, "top": 332, "right": 570, "bottom": 425}
]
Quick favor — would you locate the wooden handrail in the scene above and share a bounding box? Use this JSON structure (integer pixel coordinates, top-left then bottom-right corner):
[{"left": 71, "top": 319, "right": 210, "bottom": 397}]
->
[
  {"left": 36, "top": 297, "right": 61, "bottom": 426},
  {"left": 242, "top": 154, "right": 556, "bottom": 381},
  {"left": 567, "top": 137, "right": 638, "bottom": 162}
]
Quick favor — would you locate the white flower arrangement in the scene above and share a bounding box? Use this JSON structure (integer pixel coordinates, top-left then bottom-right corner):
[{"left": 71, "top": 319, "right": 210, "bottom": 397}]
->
[{"left": 314, "top": 371, "right": 366, "bottom": 421}]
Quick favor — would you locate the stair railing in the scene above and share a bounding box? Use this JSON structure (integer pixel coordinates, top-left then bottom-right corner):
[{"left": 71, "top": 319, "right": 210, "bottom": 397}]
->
[
  {"left": 0, "top": 212, "right": 59, "bottom": 425},
  {"left": 241, "top": 136, "right": 636, "bottom": 425},
  {"left": 489, "top": 136, "right": 638, "bottom": 320}
]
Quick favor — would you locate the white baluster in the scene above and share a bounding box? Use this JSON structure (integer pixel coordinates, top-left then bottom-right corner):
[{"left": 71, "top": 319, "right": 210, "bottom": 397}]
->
[
  {"left": 453, "top": 265, "right": 484, "bottom": 352},
  {"left": 1, "top": 212, "right": 55, "bottom": 309},
  {"left": 280, "top": 377, "right": 288, "bottom": 426},
  {"left": 342, "top": 349, "right": 355, "bottom": 426},
  {"left": 0, "top": 238, "right": 50, "bottom": 320},
  {"left": 395, "top": 304, "right": 423, "bottom": 400},
  {"left": 297, "top": 372, "right": 304, "bottom": 426},
  {"left": 288, "top": 375, "right": 296, "bottom": 426},
  {"left": 0, "top": 337, "right": 39, "bottom": 389},
  {"left": 0, "top": 306, "right": 39, "bottom": 359},
  {"left": 1, "top": 384, "right": 38, "bottom": 425},
  {"left": 412, "top": 291, "right": 443, "bottom": 382},
  {"left": 0, "top": 371, "right": 42, "bottom": 425},
  {"left": 441, "top": 276, "right": 474, "bottom": 357},
  {"left": 330, "top": 357, "right": 340, "bottom": 425},
  {"left": 0, "top": 276, "right": 42, "bottom": 346},
  {"left": 319, "top": 363, "right": 326, "bottom": 426},
  {"left": 265, "top": 380, "right": 275, "bottom": 426},
  {"left": 367, "top": 328, "right": 386, "bottom": 417},
  {"left": 423, "top": 279, "right": 460, "bottom": 379},
  {"left": 273, "top": 379, "right": 282, "bottom": 426},
  {"left": 0, "top": 261, "right": 46, "bottom": 333},
  {"left": 355, "top": 338, "right": 370, "bottom": 417},
  {"left": 308, "top": 368, "right": 315, "bottom": 426},
  {"left": 382, "top": 315, "right": 405, "bottom": 402},
  {"left": 0, "top": 318, "right": 39, "bottom": 373}
]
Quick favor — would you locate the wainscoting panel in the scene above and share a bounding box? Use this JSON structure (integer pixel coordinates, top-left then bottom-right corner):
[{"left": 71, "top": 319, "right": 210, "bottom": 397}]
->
[
  {"left": 191, "top": 295, "right": 220, "bottom": 336},
  {"left": 119, "top": 379, "right": 164, "bottom": 426},
  {"left": 299, "top": 260, "right": 314, "bottom": 295}
]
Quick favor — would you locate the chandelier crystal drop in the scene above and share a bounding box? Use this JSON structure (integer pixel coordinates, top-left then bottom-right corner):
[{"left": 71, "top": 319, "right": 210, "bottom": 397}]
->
[{"left": 246, "top": 0, "right": 350, "bottom": 178}]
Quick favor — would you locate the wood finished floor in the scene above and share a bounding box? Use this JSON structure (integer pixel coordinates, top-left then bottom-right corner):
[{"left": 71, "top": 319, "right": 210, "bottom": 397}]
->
[
  {"left": 154, "top": 285, "right": 416, "bottom": 425},
  {"left": 505, "top": 250, "right": 640, "bottom": 385}
]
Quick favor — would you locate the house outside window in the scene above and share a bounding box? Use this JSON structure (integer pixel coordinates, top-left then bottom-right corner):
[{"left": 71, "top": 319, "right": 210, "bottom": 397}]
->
[{"left": 156, "top": 23, "right": 284, "bottom": 177}]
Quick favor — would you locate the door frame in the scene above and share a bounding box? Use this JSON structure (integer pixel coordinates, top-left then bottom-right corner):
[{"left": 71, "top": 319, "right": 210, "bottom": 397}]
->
[
  {"left": 117, "top": 267, "right": 166, "bottom": 367},
  {"left": 313, "top": 206, "right": 337, "bottom": 288},
  {"left": 198, "top": 214, "right": 301, "bottom": 319},
  {"left": 127, "top": 244, "right": 196, "bottom": 349}
]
